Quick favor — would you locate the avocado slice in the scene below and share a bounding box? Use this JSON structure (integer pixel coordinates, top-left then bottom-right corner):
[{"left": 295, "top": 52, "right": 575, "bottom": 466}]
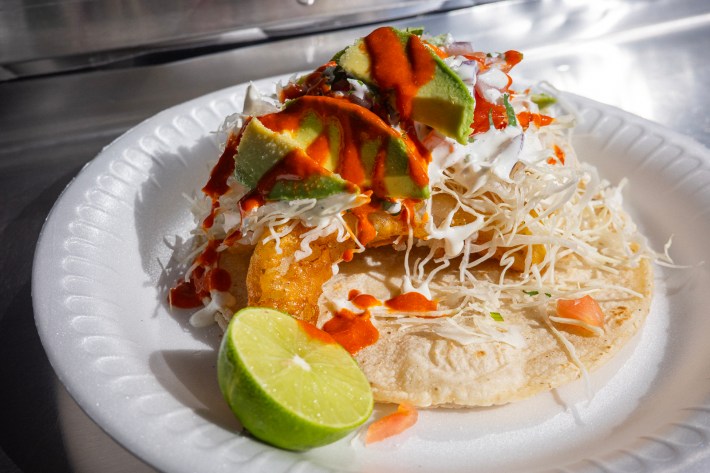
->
[
  {"left": 234, "top": 117, "right": 353, "bottom": 201},
  {"left": 234, "top": 96, "right": 430, "bottom": 201},
  {"left": 336, "top": 27, "right": 475, "bottom": 144}
]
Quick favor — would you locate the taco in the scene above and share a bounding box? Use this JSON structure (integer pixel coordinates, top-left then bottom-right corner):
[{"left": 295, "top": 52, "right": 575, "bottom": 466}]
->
[{"left": 169, "top": 26, "right": 656, "bottom": 407}]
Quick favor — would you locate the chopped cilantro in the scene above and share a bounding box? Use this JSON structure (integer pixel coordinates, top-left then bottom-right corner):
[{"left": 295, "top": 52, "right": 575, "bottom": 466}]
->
[
  {"left": 523, "top": 290, "right": 551, "bottom": 297},
  {"left": 490, "top": 312, "right": 504, "bottom": 322},
  {"left": 405, "top": 27, "right": 425, "bottom": 36},
  {"left": 503, "top": 94, "right": 517, "bottom": 127}
]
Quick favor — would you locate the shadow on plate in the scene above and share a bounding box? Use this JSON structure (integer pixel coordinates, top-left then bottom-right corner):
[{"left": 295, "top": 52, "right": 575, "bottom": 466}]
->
[{"left": 149, "top": 348, "right": 243, "bottom": 434}]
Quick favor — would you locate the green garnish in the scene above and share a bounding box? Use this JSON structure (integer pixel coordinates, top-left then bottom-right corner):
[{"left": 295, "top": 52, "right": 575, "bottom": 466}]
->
[
  {"left": 503, "top": 94, "right": 517, "bottom": 127},
  {"left": 531, "top": 93, "right": 557, "bottom": 110},
  {"left": 405, "top": 27, "right": 425, "bottom": 36},
  {"left": 523, "top": 290, "right": 551, "bottom": 297},
  {"left": 490, "top": 312, "right": 504, "bottom": 322}
]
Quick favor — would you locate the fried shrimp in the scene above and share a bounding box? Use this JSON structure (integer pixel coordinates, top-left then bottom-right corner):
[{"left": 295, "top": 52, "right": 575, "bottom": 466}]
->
[
  {"left": 244, "top": 193, "right": 545, "bottom": 325},
  {"left": 246, "top": 224, "right": 352, "bottom": 324},
  {"left": 245, "top": 204, "right": 428, "bottom": 324}
]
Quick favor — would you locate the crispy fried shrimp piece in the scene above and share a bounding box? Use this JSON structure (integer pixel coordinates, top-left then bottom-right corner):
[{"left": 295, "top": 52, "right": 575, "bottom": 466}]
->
[
  {"left": 219, "top": 244, "right": 254, "bottom": 307},
  {"left": 430, "top": 193, "right": 476, "bottom": 227},
  {"left": 478, "top": 227, "right": 546, "bottom": 271},
  {"left": 244, "top": 195, "right": 543, "bottom": 325},
  {"left": 343, "top": 206, "right": 428, "bottom": 247},
  {"left": 246, "top": 224, "right": 353, "bottom": 324},
  {"left": 246, "top": 206, "right": 428, "bottom": 324}
]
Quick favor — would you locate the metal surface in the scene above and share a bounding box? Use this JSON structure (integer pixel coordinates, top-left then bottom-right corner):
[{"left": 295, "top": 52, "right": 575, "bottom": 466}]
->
[
  {"left": 0, "top": 0, "right": 477, "bottom": 80},
  {"left": 0, "top": 0, "right": 709, "bottom": 471}
]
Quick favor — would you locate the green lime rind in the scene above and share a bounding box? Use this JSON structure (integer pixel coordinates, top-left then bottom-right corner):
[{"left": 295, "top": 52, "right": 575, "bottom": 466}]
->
[{"left": 218, "top": 307, "right": 373, "bottom": 451}]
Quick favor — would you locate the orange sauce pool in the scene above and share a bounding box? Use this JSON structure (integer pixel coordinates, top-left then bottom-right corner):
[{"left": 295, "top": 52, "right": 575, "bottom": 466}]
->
[
  {"left": 348, "top": 290, "right": 382, "bottom": 309},
  {"left": 322, "top": 308, "right": 379, "bottom": 354},
  {"left": 385, "top": 292, "right": 438, "bottom": 312}
]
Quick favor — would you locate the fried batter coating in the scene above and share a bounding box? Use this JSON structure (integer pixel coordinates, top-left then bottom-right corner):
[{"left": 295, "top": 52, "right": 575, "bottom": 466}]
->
[
  {"left": 244, "top": 196, "right": 543, "bottom": 325},
  {"left": 246, "top": 206, "right": 428, "bottom": 324},
  {"left": 246, "top": 224, "right": 353, "bottom": 324}
]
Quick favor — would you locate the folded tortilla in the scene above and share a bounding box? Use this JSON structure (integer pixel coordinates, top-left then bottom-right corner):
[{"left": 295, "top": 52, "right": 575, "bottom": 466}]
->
[{"left": 317, "top": 245, "right": 652, "bottom": 407}]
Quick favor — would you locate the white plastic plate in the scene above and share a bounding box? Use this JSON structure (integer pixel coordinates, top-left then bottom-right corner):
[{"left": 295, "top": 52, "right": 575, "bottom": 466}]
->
[{"left": 33, "top": 75, "right": 710, "bottom": 473}]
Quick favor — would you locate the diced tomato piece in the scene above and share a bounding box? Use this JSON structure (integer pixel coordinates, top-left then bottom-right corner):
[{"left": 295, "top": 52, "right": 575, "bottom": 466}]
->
[
  {"left": 365, "top": 402, "right": 418, "bottom": 444},
  {"left": 503, "top": 50, "right": 524, "bottom": 70},
  {"left": 556, "top": 295, "right": 605, "bottom": 330}
]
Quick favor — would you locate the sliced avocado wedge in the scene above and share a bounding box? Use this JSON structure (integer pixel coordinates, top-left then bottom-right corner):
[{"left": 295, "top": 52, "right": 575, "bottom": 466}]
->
[
  {"left": 235, "top": 96, "right": 429, "bottom": 201},
  {"left": 336, "top": 26, "right": 475, "bottom": 144},
  {"left": 234, "top": 118, "right": 293, "bottom": 189},
  {"left": 234, "top": 117, "right": 353, "bottom": 201}
]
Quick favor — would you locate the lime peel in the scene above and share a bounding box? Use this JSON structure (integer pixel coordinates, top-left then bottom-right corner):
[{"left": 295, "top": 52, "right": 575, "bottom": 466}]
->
[{"left": 218, "top": 307, "right": 373, "bottom": 450}]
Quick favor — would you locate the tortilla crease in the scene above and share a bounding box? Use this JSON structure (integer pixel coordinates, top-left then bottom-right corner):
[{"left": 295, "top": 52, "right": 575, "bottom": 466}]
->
[{"left": 215, "top": 232, "right": 653, "bottom": 409}]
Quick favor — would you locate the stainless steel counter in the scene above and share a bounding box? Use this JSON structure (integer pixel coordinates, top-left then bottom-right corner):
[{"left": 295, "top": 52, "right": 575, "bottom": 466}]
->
[
  {"left": 0, "top": 0, "right": 477, "bottom": 79},
  {"left": 1, "top": 0, "right": 709, "bottom": 471}
]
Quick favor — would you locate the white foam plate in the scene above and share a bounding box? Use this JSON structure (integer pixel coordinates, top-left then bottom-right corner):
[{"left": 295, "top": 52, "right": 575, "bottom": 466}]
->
[{"left": 33, "top": 75, "right": 710, "bottom": 473}]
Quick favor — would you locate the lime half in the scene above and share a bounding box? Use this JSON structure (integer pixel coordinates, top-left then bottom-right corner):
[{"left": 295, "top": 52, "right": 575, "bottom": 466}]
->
[{"left": 218, "top": 307, "right": 373, "bottom": 450}]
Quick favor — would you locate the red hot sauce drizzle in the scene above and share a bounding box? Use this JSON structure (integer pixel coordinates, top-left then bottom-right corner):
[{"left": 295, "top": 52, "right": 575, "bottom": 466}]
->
[
  {"left": 257, "top": 95, "right": 429, "bottom": 198},
  {"left": 472, "top": 90, "right": 508, "bottom": 134},
  {"left": 168, "top": 238, "right": 234, "bottom": 309},
  {"left": 168, "top": 280, "right": 203, "bottom": 308},
  {"left": 350, "top": 194, "right": 378, "bottom": 245},
  {"left": 385, "top": 292, "right": 438, "bottom": 313},
  {"left": 517, "top": 111, "right": 554, "bottom": 130},
  {"left": 364, "top": 27, "right": 435, "bottom": 165},
  {"left": 502, "top": 50, "right": 524, "bottom": 71},
  {"left": 322, "top": 308, "right": 379, "bottom": 355},
  {"left": 348, "top": 289, "right": 383, "bottom": 309},
  {"left": 321, "top": 290, "right": 382, "bottom": 354},
  {"left": 171, "top": 124, "right": 247, "bottom": 309},
  {"left": 298, "top": 319, "right": 337, "bottom": 345},
  {"left": 364, "top": 27, "right": 435, "bottom": 125},
  {"left": 322, "top": 288, "right": 441, "bottom": 353},
  {"left": 202, "top": 128, "right": 243, "bottom": 200},
  {"left": 168, "top": 243, "right": 235, "bottom": 311}
]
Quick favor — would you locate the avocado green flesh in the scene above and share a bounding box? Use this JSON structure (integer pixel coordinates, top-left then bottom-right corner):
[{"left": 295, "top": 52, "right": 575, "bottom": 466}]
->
[
  {"left": 234, "top": 117, "right": 352, "bottom": 201},
  {"left": 234, "top": 97, "right": 429, "bottom": 201},
  {"left": 336, "top": 28, "right": 475, "bottom": 144},
  {"left": 268, "top": 175, "right": 350, "bottom": 200},
  {"left": 383, "top": 138, "right": 428, "bottom": 199},
  {"left": 291, "top": 111, "right": 323, "bottom": 147}
]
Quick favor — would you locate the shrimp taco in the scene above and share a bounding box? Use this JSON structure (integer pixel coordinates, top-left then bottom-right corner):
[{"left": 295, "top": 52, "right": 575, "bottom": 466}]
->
[{"left": 169, "top": 27, "right": 656, "bottom": 407}]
